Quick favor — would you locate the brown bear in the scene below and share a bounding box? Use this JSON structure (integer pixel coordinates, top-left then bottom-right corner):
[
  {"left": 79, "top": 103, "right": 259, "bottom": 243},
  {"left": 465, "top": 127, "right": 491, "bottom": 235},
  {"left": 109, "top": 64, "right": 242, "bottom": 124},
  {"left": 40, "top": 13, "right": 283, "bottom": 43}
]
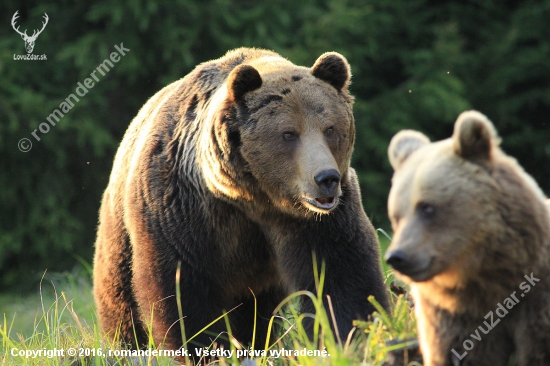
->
[
  {"left": 93, "top": 47, "right": 390, "bottom": 357},
  {"left": 385, "top": 110, "right": 550, "bottom": 366}
]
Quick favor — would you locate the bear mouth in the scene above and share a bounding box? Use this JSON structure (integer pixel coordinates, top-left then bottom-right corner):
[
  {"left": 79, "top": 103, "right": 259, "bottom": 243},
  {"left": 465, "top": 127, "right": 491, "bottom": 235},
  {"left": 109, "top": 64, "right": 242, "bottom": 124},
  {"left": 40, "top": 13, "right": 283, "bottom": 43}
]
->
[
  {"left": 303, "top": 196, "right": 338, "bottom": 212},
  {"left": 394, "top": 259, "right": 436, "bottom": 283},
  {"left": 402, "top": 268, "right": 435, "bottom": 283}
]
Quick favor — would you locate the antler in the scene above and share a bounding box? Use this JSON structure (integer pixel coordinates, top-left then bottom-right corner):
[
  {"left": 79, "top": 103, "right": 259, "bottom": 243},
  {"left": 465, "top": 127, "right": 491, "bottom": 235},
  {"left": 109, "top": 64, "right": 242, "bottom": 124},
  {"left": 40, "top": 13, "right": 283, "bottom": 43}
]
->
[
  {"left": 11, "top": 11, "right": 49, "bottom": 41},
  {"left": 11, "top": 10, "right": 28, "bottom": 38},
  {"left": 29, "top": 13, "right": 49, "bottom": 40}
]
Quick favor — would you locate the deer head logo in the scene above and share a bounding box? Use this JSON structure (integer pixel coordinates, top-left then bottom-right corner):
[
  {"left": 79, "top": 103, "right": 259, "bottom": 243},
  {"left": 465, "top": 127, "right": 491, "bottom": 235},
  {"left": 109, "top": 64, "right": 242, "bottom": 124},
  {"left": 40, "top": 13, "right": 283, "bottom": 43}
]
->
[{"left": 11, "top": 11, "right": 49, "bottom": 54}]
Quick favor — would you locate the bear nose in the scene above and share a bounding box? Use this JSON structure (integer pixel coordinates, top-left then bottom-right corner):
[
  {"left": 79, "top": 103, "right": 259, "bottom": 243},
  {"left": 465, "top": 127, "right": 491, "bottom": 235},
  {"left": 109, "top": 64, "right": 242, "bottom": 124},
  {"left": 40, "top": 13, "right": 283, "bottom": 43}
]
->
[
  {"left": 314, "top": 169, "right": 340, "bottom": 194},
  {"left": 385, "top": 250, "right": 410, "bottom": 272}
]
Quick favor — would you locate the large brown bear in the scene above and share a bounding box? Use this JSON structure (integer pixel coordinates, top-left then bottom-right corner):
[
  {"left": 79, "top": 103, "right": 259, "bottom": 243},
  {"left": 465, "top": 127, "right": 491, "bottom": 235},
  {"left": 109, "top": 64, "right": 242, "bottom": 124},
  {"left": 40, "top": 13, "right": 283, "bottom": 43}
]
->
[
  {"left": 93, "top": 47, "right": 389, "bottom": 356},
  {"left": 385, "top": 110, "right": 550, "bottom": 366}
]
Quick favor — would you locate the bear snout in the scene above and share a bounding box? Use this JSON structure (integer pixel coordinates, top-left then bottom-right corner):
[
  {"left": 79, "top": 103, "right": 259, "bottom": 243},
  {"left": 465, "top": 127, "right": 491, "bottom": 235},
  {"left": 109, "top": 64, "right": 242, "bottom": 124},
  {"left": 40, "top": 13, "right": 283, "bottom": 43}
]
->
[
  {"left": 385, "top": 249, "right": 408, "bottom": 268},
  {"left": 385, "top": 250, "right": 433, "bottom": 281},
  {"left": 314, "top": 168, "right": 341, "bottom": 195},
  {"left": 297, "top": 168, "right": 342, "bottom": 212}
]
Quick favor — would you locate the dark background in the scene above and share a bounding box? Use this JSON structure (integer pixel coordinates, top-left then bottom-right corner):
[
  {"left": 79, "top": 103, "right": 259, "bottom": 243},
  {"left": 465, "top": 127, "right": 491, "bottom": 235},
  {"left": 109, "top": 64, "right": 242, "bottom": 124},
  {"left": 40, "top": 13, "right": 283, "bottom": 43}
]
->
[{"left": 1, "top": 0, "right": 549, "bottom": 292}]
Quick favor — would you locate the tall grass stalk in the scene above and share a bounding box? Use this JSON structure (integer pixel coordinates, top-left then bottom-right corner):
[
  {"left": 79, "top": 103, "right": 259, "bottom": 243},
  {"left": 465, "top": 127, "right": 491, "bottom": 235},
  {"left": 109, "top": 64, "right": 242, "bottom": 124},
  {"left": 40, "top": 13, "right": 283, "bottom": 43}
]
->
[{"left": 2, "top": 254, "right": 418, "bottom": 365}]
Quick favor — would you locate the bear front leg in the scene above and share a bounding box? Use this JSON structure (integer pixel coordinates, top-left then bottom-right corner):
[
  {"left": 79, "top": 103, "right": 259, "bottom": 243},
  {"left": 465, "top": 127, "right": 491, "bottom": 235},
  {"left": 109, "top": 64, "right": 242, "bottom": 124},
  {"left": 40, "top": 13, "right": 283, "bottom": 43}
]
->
[
  {"left": 93, "top": 193, "right": 148, "bottom": 348},
  {"left": 269, "top": 173, "right": 390, "bottom": 340},
  {"left": 301, "top": 221, "right": 389, "bottom": 341},
  {"left": 228, "top": 286, "right": 287, "bottom": 349},
  {"left": 130, "top": 238, "right": 228, "bottom": 355}
]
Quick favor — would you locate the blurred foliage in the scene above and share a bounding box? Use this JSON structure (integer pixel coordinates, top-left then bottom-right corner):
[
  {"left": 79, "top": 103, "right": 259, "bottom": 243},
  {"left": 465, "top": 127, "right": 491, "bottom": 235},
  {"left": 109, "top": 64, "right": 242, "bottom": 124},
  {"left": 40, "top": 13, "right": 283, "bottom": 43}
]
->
[{"left": 1, "top": 0, "right": 549, "bottom": 291}]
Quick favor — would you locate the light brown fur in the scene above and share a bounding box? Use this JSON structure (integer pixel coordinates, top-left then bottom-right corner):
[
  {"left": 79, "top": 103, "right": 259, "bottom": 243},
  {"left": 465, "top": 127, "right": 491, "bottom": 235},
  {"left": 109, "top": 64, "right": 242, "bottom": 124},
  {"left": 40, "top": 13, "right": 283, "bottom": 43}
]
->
[{"left": 385, "top": 110, "right": 550, "bottom": 365}]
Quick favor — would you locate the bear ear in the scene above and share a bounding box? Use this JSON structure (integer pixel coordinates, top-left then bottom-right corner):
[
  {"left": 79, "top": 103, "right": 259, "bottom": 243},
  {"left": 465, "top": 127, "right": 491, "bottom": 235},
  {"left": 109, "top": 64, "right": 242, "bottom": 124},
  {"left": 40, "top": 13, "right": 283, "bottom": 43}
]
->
[
  {"left": 388, "top": 130, "right": 430, "bottom": 171},
  {"left": 311, "top": 52, "right": 351, "bottom": 91},
  {"left": 227, "top": 64, "right": 263, "bottom": 102},
  {"left": 452, "top": 110, "right": 499, "bottom": 164}
]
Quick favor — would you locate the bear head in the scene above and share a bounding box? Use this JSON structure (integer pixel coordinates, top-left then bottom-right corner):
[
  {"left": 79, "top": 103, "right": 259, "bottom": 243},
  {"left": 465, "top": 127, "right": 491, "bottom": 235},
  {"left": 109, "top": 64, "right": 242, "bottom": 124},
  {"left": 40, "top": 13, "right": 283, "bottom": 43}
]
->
[
  {"left": 384, "top": 111, "right": 549, "bottom": 289},
  {"left": 205, "top": 51, "right": 355, "bottom": 218}
]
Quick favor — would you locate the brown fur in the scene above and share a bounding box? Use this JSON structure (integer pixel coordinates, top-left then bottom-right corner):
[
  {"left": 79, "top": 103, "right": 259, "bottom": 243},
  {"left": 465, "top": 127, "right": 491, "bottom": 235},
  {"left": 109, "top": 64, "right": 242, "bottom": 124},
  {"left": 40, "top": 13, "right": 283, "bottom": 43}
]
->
[
  {"left": 385, "top": 110, "right": 550, "bottom": 366},
  {"left": 93, "top": 48, "right": 389, "bottom": 358}
]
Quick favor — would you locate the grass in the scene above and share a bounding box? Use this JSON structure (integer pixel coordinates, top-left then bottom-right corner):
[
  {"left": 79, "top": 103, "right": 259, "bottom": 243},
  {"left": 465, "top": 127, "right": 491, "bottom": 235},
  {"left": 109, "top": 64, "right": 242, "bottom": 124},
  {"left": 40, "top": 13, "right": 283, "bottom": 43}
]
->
[{"left": 0, "top": 234, "right": 418, "bottom": 366}]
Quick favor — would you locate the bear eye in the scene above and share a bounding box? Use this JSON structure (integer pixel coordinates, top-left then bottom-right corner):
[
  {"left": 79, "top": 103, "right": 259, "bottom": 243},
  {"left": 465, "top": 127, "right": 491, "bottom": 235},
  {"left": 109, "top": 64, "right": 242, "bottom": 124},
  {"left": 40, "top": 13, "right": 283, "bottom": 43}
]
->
[
  {"left": 417, "top": 202, "right": 436, "bottom": 219},
  {"left": 283, "top": 131, "right": 297, "bottom": 140},
  {"left": 325, "top": 127, "right": 334, "bottom": 136}
]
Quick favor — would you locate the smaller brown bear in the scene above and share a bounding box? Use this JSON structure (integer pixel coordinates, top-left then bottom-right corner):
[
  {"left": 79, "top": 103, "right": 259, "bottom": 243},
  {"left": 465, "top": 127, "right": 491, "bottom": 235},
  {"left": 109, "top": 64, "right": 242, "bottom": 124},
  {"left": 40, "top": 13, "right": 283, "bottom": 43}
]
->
[{"left": 385, "top": 111, "right": 550, "bottom": 366}]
